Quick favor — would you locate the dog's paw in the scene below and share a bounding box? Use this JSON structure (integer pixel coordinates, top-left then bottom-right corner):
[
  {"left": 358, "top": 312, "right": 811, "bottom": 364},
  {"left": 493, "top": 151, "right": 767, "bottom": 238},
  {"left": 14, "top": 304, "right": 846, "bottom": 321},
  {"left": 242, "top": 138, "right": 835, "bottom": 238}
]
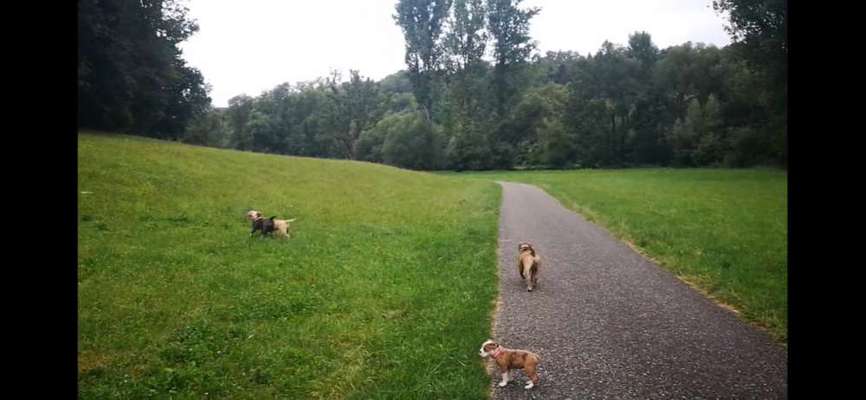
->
[
  {"left": 498, "top": 381, "right": 508, "bottom": 387},
  {"left": 524, "top": 382, "right": 534, "bottom": 389}
]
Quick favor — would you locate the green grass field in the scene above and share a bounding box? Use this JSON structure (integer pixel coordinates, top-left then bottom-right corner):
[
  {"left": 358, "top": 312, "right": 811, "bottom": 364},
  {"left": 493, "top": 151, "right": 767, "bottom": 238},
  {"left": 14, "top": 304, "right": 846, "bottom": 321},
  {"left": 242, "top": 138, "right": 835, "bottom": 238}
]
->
[
  {"left": 451, "top": 169, "right": 787, "bottom": 343},
  {"left": 78, "top": 133, "right": 501, "bottom": 399},
  {"left": 79, "top": 131, "right": 786, "bottom": 399}
]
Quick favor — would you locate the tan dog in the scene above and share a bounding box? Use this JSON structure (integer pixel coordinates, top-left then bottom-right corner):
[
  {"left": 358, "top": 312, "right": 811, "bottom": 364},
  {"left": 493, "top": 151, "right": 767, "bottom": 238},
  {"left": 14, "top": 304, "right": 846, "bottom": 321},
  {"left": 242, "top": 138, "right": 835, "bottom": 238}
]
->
[
  {"left": 517, "top": 242, "right": 540, "bottom": 291},
  {"left": 479, "top": 339, "right": 541, "bottom": 389},
  {"left": 246, "top": 210, "right": 296, "bottom": 238},
  {"left": 272, "top": 218, "right": 295, "bottom": 238}
]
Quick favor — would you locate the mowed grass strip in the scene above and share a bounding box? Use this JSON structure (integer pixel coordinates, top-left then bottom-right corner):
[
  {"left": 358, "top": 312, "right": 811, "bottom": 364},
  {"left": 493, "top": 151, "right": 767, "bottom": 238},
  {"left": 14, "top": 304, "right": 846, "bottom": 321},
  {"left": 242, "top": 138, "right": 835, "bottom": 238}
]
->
[
  {"left": 451, "top": 169, "right": 787, "bottom": 343},
  {"left": 78, "top": 132, "right": 500, "bottom": 399}
]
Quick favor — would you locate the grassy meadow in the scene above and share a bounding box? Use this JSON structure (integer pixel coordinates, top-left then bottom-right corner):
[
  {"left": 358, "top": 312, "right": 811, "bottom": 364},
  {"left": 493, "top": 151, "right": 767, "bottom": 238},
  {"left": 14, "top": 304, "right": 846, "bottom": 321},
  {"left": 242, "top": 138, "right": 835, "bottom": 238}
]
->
[
  {"left": 451, "top": 169, "right": 788, "bottom": 343},
  {"left": 78, "top": 131, "right": 787, "bottom": 400},
  {"left": 78, "top": 133, "right": 501, "bottom": 399}
]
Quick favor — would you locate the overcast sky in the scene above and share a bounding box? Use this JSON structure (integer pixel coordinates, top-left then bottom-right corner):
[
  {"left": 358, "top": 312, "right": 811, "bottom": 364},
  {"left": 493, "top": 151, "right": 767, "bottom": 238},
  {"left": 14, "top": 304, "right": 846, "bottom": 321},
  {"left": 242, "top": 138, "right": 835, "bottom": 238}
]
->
[{"left": 179, "top": 0, "right": 732, "bottom": 108}]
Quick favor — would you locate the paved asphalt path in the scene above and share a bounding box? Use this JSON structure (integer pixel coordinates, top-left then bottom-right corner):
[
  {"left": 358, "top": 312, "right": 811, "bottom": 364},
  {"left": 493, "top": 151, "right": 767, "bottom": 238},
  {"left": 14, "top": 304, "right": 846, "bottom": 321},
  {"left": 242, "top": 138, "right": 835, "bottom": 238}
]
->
[{"left": 488, "top": 182, "right": 787, "bottom": 400}]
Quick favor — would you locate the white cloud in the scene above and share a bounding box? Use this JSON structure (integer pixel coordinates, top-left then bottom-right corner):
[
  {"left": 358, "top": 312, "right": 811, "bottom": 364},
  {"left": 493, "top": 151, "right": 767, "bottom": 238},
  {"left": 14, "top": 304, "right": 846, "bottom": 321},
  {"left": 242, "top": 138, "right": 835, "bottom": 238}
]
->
[
  {"left": 179, "top": 0, "right": 731, "bottom": 107},
  {"left": 523, "top": 0, "right": 730, "bottom": 55}
]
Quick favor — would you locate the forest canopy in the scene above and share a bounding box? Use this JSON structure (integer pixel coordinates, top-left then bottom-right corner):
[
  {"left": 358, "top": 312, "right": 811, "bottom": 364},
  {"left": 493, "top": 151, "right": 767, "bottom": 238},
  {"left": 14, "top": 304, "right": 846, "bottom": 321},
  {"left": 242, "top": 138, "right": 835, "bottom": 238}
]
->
[{"left": 79, "top": 0, "right": 786, "bottom": 170}]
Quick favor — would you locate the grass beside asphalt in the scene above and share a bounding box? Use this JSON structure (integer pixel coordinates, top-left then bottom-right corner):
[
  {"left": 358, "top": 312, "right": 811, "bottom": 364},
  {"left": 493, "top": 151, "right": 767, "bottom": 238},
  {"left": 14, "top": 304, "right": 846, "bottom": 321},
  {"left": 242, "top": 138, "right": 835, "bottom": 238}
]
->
[
  {"left": 78, "top": 132, "right": 501, "bottom": 399},
  {"left": 449, "top": 169, "right": 787, "bottom": 343}
]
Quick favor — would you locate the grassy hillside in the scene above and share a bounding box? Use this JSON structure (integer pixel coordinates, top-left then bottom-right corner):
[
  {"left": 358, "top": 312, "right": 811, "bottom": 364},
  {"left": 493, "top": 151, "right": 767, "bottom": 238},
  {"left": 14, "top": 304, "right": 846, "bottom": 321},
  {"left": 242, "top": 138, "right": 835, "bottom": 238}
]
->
[
  {"left": 78, "top": 133, "right": 501, "bottom": 399},
  {"left": 451, "top": 169, "right": 787, "bottom": 342}
]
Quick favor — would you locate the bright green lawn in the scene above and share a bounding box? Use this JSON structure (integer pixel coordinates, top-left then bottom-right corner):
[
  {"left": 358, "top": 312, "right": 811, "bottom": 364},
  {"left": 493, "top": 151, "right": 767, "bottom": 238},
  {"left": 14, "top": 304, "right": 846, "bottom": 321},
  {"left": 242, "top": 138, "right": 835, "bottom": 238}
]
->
[
  {"left": 450, "top": 169, "right": 787, "bottom": 343},
  {"left": 78, "top": 133, "right": 500, "bottom": 399}
]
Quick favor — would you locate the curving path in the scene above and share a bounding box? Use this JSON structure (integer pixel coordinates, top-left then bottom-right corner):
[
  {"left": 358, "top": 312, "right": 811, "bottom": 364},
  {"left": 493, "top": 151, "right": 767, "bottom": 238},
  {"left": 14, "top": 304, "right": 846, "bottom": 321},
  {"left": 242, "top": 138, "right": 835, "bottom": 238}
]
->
[{"left": 489, "top": 181, "right": 787, "bottom": 399}]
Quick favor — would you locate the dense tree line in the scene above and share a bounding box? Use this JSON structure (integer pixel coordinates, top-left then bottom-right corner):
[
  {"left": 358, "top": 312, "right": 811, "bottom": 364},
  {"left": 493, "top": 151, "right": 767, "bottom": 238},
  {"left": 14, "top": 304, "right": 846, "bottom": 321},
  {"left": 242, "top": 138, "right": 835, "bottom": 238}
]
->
[
  {"left": 79, "top": 0, "right": 784, "bottom": 170},
  {"left": 78, "top": 0, "right": 211, "bottom": 138}
]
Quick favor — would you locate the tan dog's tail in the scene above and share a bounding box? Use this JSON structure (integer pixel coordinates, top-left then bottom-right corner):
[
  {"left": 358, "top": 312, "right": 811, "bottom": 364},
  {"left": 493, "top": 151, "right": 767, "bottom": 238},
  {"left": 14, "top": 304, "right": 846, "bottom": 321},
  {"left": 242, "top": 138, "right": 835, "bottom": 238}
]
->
[{"left": 522, "top": 261, "right": 533, "bottom": 280}]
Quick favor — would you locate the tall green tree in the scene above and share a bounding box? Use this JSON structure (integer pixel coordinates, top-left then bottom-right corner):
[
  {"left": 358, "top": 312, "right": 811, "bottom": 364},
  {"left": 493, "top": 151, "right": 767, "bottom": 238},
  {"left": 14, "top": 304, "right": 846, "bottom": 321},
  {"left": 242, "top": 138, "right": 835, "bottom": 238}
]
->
[
  {"left": 379, "top": 112, "right": 446, "bottom": 170},
  {"left": 589, "top": 41, "right": 640, "bottom": 166},
  {"left": 393, "top": 0, "right": 454, "bottom": 121},
  {"left": 529, "top": 51, "right": 581, "bottom": 86},
  {"left": 443, "top": 0, "right": 492, "bottom": 170},
  {"left": 226, "top": 95, "right": 255, "bottom": 150},
  {"left": 184, "top": 105, "right": 227, "bottom": 147},
  {"left": 712, "top": 0, "right": 786, "bottom": 71},
  {"left": 486, "top": 0, "right": 540, "bottom": 167},
  {"left": 627, "top": 32, "right": 659, "bottom": 80},
  {"left": 625, "top": 32, "right": 667, "bottom": 165},
  {"left": 325, "top": 71, "right": 387, "bottom": 159},
  {"left": 443, "top": 0, "right": 487, "bottom": 71},
  {"left": 667, "top": 95, "right": 724, "bottom": 166},
  {"left": 693, "top": 94, "right": 726, "bottom": 165},
  {"left": 713, "top": 0, "right": 786, "bottom": 166},
  {"left": 487, "top": 0, "right": 539, "bottom": 116},
  {"left": 511, "top": 84, "right": 569, "bottom": 166},
  {"left": 78, "top": 0, "right": 210, "bottom": 138}
]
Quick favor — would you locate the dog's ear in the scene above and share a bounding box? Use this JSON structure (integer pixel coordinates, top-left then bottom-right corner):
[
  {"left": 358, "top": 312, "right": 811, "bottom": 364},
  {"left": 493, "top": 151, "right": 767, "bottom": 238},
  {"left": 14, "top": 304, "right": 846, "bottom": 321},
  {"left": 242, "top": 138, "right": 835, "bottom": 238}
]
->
[{"left": 269, "top": 216, "right": 276, "bottom": 220}]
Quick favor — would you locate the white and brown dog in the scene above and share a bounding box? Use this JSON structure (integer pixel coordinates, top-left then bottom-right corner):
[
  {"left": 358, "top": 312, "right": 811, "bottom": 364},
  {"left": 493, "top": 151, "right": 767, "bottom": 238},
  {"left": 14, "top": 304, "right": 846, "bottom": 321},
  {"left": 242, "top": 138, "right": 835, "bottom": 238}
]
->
[
  {"left": 479, "top": 339, "right": 541, "bottom": 389},
  {"left": 517, "top": 242, "right": 540, "bottom": 291},
  {"left": 245, "top": 210, "right": 296, "bottom": 238}
]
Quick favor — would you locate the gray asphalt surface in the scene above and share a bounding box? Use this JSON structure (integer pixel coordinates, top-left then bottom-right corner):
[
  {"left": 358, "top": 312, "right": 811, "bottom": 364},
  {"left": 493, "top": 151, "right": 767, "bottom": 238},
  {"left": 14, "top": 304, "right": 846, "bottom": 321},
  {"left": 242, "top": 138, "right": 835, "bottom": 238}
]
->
[{"left": 488, "top": 182, "right": 787, "bottom": 400}]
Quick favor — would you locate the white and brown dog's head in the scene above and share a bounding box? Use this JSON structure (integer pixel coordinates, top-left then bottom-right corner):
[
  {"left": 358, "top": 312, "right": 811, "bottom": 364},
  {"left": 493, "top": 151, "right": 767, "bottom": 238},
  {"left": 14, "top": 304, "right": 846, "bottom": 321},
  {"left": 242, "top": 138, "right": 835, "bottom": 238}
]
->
[
  {"left": 246, "top": 210, "right": 263, "bottom": 221},
  {"left": 479, "top": 339, "right": 502, "bottom": 358},
  {"left": 518, "top": 242, "right": 536, "bottom": 256}
]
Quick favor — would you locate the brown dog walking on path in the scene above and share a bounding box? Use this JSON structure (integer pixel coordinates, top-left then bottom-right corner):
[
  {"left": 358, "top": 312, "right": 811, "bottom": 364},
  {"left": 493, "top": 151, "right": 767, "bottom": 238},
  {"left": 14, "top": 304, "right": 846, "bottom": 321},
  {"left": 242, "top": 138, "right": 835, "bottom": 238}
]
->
[
  {"left": 479, "top": 339, "right": 541, "bottom": 389},
  {"left": 517, "top": 242, "right": 540, "bottom": 291}
]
